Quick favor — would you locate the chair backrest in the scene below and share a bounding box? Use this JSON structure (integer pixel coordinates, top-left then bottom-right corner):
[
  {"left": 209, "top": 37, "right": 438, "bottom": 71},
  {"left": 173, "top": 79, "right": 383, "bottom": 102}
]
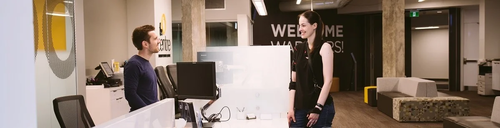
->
[
  {"left": 166, "top": 65, "right": 178, "bottom": 90},
  {"left": 155, "top": 67, "right": 169, "bottom": 100},
  {"left": 53, "top": 95, "right": 95, "bottom": 128},
  {"left": 155, "top": 66, "right": 176, "bottom": 99},
  {"left": 491, "top": 96, "right": 500, "bottom": 123}
]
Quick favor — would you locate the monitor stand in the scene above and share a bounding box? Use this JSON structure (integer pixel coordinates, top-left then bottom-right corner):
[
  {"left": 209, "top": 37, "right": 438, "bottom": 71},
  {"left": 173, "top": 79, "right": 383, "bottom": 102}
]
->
[
  {"left": 201, "top": 100, "right": 220, "bottom": 122},
  {"left": 181, "top": 99, "right": 220, "bottom": 123}
]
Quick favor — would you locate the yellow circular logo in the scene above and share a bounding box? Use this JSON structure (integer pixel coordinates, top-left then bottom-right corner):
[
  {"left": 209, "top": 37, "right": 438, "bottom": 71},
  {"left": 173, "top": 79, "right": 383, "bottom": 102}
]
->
[{"left": 160, "top": 14, "right": 167, "bottom": 36}]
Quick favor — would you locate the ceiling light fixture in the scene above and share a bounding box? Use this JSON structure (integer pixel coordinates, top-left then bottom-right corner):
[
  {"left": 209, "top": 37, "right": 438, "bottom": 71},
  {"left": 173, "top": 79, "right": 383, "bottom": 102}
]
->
[
  {"left": 46, "top": 12, "right": 73, "bottom": 17},
  {"left": 415, "top": 26, "right": 439, "bottom": 30},
  {"left": 296, "top": 0, "right": 301, "bottom": 5},
  {"left": 252, "top": 0, "right": 268, "bottom": 16},
  {"left": 418, "top": 0, "right": 425, "bottom": 2}
]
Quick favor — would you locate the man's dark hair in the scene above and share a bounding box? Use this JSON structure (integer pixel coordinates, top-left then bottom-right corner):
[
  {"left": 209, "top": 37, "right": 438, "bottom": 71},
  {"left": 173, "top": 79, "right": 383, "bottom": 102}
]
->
[{"left": 132, "top": 25, "right": 155, "bottom": 50}]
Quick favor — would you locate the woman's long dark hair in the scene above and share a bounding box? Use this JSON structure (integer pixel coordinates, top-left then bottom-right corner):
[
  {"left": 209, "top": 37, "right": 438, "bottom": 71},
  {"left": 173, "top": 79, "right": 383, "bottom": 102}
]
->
[{"left": 299, "top": 10, "right": 324, "bottom": 53}]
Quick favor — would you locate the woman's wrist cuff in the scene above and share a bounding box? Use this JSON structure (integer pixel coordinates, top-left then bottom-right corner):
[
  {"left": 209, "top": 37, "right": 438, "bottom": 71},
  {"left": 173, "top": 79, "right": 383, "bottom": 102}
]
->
[
  {"left": 315, "top": 105, "right": 322, "bottom": 111},
  {"left": 309, "top": 107, "right": 321, "bottom": 114}
]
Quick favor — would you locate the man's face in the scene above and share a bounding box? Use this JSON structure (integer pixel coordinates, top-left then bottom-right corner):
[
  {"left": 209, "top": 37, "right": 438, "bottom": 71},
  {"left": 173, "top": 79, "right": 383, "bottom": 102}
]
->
[{"left": 145, "top": 31, "right": 160, "bottom": 53}]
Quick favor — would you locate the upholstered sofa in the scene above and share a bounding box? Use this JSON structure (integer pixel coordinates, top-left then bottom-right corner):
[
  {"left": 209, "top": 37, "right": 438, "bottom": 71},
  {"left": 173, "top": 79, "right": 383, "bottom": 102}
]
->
[
  {"left": 377, "top": 77, "right": 470, "bottom": 122},
  {"left": 443, "top": 96, "right": 500, "bottom": 128}
]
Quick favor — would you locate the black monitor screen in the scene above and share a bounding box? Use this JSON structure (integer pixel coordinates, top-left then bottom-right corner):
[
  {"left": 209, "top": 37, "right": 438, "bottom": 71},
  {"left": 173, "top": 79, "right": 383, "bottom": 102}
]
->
[
  {"left": 176, "top": 62, "right": 217, "bottom": 99},
  {"left": 100, "top": 62, "right": 114, "bottom": 78}
]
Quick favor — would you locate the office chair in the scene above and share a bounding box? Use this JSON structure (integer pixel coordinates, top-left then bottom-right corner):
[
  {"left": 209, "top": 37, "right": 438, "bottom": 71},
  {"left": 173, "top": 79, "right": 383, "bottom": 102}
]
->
[
  {"left": 166, "top": 65, "right": 178, "bottom": 91},
  {"left": 155, "top": 66, "right": 181, "bottom": 118},
  {"left": 53, "top": 95, "right": 95, "bottom": 128},
  {"left": 154, "top": 66, "right": 176, "bottom": 99}
]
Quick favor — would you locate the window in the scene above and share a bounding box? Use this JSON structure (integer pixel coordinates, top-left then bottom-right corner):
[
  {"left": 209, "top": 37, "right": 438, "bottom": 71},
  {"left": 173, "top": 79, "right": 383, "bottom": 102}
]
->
[{"left": 172, "top": 22, "right": 238, "bottom": 62}]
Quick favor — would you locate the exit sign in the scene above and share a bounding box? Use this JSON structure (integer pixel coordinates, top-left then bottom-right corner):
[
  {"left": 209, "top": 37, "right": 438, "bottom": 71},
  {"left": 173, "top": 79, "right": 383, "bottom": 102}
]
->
[{"left": 410, "top": 11, "right": 419, "bottom": 17}]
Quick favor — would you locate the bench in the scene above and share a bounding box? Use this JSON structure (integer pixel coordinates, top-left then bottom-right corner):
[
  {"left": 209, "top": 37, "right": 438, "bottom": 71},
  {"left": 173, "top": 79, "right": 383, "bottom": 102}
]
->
[
  {"left": 377, "top": 77, "right": 470, "bottom": 122},
  {"left": 443, "top": 96, "right": 500, "bottom": 128}
]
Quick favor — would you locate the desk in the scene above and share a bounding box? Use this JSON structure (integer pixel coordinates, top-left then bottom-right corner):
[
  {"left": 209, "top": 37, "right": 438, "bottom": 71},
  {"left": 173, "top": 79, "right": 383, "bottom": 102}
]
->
[
  {"left": 211, "top": 118, "right": 288, "bottom": 128},
  {"left": 86, "top": 85, "right": 129, "bottom": 125},
  {"left": 94, "top": 98, "right": 176, "bottom": 128}
]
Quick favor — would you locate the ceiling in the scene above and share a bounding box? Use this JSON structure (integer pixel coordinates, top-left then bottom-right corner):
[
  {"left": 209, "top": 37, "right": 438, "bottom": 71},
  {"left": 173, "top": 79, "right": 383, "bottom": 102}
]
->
[{"left": 277, "top": 0, "right": 354, "bottom": 12}]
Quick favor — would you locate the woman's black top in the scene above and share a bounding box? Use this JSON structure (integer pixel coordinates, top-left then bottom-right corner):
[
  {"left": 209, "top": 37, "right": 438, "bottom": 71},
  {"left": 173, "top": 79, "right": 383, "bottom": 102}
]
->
[{"left": 289, "top": 41, "right": 334, "bottom": 110}]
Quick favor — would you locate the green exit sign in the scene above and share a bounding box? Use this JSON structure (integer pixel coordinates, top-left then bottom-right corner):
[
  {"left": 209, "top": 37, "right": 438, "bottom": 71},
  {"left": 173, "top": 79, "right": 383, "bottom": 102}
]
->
[{"left": 410, "top": 11, "right": 419, "bottom": 17}]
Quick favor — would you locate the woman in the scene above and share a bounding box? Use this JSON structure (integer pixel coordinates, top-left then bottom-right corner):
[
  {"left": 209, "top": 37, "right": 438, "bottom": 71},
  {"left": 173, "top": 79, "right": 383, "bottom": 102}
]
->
[{"left": 288, "top": 10, "right": 335, "bottom": 128}]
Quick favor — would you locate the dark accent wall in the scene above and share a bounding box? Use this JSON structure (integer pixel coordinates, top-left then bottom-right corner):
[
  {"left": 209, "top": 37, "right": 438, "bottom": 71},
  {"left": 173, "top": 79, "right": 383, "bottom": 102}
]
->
[
  {"left": 449, "top": 8, "right": 461, "bottom": 91},
  {"left": 252, "top": 0, "right": 366, "bottom": 91},
  {"left": 405, "top": 16, "right": 412, "bottom": 77},
  {"left": 363, "top": 14, "right": 383, "bottom": 86}
]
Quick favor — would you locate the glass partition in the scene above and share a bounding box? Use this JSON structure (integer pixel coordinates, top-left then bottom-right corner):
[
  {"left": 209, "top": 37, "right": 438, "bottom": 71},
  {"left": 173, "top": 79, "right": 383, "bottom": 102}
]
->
[
  {"left": 172, "top": 22, "right": 238, "bottom": 63},
  {"left": 34, "top": 0, "right": 77, "bottom": 127}
]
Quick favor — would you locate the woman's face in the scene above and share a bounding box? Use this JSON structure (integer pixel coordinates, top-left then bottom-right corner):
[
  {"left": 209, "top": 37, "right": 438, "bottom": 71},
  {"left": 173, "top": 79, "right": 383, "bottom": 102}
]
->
[{"left": 298, "top": 16, "right": 317, "bottom": 39}]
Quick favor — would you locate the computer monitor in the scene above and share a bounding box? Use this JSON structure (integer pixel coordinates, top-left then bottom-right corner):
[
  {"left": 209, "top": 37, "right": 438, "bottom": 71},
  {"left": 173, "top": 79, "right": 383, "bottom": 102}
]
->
[{"left": 176, "top": 62, "right": 217, "bottom": 100}]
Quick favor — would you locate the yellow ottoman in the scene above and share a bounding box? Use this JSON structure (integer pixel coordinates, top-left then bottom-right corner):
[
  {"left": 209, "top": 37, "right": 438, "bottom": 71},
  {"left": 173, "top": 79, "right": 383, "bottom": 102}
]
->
[
  {"left": 364, "top": 86, "right": 377, "bottom": 104},
  {"left": 329, "top": 77, "right": 339, "bottom": 92}
]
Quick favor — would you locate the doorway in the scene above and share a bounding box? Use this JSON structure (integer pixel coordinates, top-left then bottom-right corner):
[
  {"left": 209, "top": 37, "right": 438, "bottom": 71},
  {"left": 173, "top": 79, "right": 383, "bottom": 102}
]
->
[
  {"left": 461, "top": 6, "right": 480, "bottom": 91},
  {"left": 410, "top": 9, "right": 450, "bottom": 90}
]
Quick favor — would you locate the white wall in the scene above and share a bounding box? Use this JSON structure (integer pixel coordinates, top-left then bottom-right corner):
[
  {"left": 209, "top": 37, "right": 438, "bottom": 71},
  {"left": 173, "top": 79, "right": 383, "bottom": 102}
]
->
[
  {"left": 237, "top": 14, "right": 253, "bottom": 46},
  {"left": 172, "top": 0, "right": 251, "bottom": 22},
  {"left": 172, "top": 0, "right": 182, "bottom": 23},
  {"left": 412, "top": 29, "right": 449, "bottom": 79},
  {"left": 462, "top": 6, "right": 479, "bottom": 24},
  {"left": 76, "top": 0, "right": 87, "bottom": 103},
  {"left": 154, "top": 0, "right": 174, "bottom": 66},
  {"left": 0, "top": 0, "right": 37, "bottom": 127},
  {"left": 479, "top": 0, "right": 500, "bottom": 60},
  {"left": 84, "top": 0, "right": 129, "bottom": 76},
  {"left": 127, "top": 0, "right": 156, "bottom": 65}
]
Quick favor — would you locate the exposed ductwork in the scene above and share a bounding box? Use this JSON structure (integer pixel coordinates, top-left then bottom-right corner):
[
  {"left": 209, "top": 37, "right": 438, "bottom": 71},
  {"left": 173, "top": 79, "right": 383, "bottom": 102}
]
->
[{"left": 279, "top": 0, "right": 353, "bottom": 12}]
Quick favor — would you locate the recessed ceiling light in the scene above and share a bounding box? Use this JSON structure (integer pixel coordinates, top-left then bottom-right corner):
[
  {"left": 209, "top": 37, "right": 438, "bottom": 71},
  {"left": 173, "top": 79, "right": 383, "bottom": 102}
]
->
[
  {"left": 418, "top": 0, "right": 425, "bottom": 2},
  {"left": 415, "top": 26, "right": 439, "bottom": 30}
]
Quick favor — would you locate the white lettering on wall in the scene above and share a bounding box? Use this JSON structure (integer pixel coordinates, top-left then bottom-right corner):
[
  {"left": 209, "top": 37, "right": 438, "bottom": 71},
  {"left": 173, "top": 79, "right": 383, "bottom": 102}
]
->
[
  {"left": 325, "top": 25, "right": 335, "bottom": 37},
  {"left": 272, "top": 24, "right": 343, "bottom": 38},
  {"left": 336, "top": 25, "right": 343, "bottom": 37},
  {"left": 297, "top": 25, "right": 301, "bottom": 37},
  {"left": 271, "top": 24, "right": 286, "bottom": 37},
  {"left": 268, "top": 24, "right": 345, "bottom": 54},
  {"left": 287, "top": 24, "right": 296, "bottom": 37},
  {"left": 270, "top": 41, "right": 294, "bottom": 46}
]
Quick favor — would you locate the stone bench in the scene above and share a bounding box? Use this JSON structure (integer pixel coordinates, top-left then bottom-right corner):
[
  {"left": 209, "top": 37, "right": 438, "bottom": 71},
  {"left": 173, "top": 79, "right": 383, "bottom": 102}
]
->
[
  {"left": 377, "top": 77, "right": 469, "bottom": 122},
  {"left": 393, "top": 97, "right": 469, "bottom": 122}
]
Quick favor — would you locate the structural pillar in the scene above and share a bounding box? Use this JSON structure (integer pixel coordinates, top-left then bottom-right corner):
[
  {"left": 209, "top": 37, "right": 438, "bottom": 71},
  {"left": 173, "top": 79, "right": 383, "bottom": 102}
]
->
[
  {"left": 181, "top": 0, "right": 206, "bottom": 61},
  {"left": 382, "top": 0, "right": 405, "bottom": 77},
  {"left": 479, "top": 0, "right": 500, "bottom": 60}
]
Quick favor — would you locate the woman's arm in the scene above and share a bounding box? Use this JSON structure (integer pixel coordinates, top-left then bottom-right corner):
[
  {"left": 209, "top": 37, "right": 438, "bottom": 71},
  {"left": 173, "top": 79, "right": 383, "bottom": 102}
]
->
[
  {"left": 316, "top": 43, "right": 334, "bottom": 107},
  {"left": 289, "top": 71, "right": 297, "bottom": 111}
]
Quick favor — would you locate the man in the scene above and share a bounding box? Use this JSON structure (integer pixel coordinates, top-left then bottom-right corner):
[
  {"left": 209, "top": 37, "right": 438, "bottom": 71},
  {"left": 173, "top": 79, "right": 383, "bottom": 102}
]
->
[{"left": 124, "top": 25, "right": 160, "bottom": 112}]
